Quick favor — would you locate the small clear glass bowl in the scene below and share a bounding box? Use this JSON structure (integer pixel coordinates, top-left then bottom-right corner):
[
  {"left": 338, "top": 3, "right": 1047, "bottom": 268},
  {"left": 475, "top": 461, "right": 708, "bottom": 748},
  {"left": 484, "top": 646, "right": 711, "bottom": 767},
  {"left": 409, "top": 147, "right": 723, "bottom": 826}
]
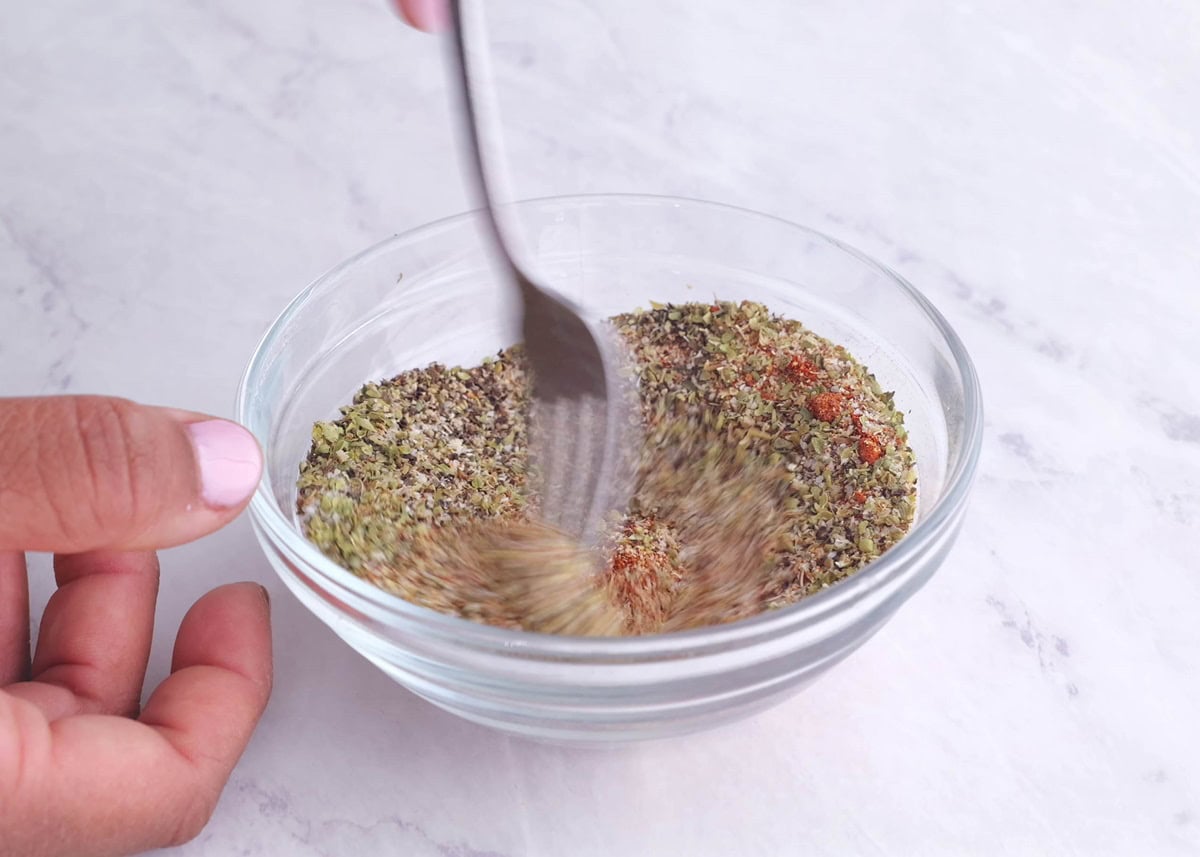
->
[{"left": 237, "top": 194, "right": 982, "bottom": 745}]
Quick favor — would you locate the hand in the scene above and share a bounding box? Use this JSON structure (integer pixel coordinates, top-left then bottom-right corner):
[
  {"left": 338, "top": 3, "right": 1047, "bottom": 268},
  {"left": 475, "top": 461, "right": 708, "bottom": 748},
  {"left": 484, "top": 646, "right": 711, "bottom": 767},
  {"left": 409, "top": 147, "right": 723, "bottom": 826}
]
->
[
  {"left": 392, "top": 0, "right": 449, "bottom": 32},
  {"left": 0, "top": 396, "right": 272, "bottom": 857}
]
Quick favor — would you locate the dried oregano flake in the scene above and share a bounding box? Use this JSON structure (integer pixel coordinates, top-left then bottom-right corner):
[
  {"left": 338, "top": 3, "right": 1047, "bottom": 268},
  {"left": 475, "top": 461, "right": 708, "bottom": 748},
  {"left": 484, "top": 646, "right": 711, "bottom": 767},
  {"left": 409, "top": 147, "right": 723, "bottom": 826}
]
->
[{"left": 297, "top": 300, "right": 917, "bottom": 634}]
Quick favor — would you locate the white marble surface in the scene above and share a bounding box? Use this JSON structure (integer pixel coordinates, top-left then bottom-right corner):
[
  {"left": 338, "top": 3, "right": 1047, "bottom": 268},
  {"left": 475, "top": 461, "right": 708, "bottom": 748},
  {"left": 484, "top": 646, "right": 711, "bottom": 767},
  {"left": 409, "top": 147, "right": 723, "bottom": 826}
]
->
[{"left": 3, "top": 1, "right": 1199, "bottom": 854}]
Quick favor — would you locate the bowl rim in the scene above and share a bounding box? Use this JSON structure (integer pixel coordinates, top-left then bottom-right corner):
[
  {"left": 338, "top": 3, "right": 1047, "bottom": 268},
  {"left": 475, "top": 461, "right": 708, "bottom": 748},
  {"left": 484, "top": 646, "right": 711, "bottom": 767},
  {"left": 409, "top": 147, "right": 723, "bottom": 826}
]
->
[{"left": 236, "top": 192, "right": 983, "bottom": 656}]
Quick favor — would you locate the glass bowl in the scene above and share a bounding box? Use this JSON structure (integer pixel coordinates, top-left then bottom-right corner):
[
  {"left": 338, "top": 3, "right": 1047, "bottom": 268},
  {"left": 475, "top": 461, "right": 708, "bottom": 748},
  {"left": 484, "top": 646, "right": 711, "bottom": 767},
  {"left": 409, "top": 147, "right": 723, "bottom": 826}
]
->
[{"left": 237, "top": 194, "right": 982, "bottom": 745}]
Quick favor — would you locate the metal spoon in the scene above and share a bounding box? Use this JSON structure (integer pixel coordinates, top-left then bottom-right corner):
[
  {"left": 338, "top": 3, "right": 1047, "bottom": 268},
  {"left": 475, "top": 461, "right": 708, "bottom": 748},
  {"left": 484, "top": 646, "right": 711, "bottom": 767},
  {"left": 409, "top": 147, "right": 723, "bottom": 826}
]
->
[{"left": 446, "top": 0, "right": 633, "bottom": 542}]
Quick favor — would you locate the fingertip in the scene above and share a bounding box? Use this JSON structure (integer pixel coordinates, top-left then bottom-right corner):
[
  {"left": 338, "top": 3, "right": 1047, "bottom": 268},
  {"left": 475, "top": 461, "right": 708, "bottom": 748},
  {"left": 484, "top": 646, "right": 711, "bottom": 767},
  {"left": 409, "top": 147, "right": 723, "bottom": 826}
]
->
[
  {"left": 171, "top": 583, "right": 273, "bottom": 692},
  {"left": 392, "top": 0, "right": 449, "bottom": 32},
  {"left": 139, "top": 583, "right": 273, "bottom": 782}
]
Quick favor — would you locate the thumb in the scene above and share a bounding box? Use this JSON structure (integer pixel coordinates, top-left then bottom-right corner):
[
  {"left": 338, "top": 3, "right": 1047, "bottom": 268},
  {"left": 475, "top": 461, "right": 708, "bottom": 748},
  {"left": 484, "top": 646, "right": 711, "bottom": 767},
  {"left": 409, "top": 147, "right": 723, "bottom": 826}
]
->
[{"left": 0, "top": 396, "right": 262, "bottom": 553}]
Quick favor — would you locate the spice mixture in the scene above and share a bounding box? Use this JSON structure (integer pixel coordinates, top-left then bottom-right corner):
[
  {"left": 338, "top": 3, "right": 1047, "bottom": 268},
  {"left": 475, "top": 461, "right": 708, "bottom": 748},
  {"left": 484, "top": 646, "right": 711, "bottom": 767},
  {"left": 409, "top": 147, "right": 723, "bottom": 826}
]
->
[{"left": 297, "top": 300, "right": 917, "bottom": 635}]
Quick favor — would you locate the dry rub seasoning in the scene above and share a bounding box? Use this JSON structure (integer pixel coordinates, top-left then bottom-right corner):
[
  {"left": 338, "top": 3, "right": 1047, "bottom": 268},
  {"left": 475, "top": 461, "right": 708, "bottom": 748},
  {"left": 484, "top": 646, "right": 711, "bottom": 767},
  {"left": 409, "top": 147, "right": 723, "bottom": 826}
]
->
[{"left": 297, "top": 300, "right": 917, "bottom": 635}]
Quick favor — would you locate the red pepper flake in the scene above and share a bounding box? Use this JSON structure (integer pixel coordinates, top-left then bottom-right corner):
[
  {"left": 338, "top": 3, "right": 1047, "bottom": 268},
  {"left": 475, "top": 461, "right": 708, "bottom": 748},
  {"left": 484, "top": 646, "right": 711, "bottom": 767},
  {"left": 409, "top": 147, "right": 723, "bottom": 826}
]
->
[
  {"left": 858, "top": 433, "right": 884, "bottom": 465},
  {"left": 852, "top": 491, "right": 868, "bottom": 504},
  {"left": 784, "top": 356, "right": 821, "bottom": 385},
  {"left": 807, "top": 392, "right": 844, "bottom": 422},
  {"left": 710, "top": 304, "right": 721, "bottom": 313},
  {"left": 611, "top": 550, "right": 638, "bottom": 572},
  {"left": 605, "top": 536, "right": 677, "bottom": 633}
]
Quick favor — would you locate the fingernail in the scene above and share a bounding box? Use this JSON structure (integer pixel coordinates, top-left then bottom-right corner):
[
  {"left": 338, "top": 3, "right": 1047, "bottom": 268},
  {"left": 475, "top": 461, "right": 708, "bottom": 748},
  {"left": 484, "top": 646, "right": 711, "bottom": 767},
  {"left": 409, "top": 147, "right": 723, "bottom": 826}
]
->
[
  {"left": 258, "top": 584, "right": 271, "bottom": 608},
  {"left": 186, "top": 420, "right": 263, "bottom": 509}
]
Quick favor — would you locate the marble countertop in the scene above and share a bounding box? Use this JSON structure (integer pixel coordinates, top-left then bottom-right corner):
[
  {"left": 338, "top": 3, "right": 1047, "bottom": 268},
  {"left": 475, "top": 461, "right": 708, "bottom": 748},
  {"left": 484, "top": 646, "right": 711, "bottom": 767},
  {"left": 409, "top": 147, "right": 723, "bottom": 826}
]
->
[{"left": 4, "top": 1, "right": 1199, "bottom": 854}]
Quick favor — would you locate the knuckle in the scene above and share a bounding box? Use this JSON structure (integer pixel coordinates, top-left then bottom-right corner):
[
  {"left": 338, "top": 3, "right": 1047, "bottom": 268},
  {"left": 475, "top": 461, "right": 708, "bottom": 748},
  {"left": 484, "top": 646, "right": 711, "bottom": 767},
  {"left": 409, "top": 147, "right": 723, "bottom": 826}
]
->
[{"left": 61, "top": 397, "right": 164, "bottom": 541}]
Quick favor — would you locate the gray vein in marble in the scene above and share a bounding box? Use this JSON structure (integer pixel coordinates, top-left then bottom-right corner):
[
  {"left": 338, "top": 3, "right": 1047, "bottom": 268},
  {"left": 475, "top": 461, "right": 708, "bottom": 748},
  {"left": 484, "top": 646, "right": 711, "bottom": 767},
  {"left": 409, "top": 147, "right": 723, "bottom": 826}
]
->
[
  {"left": 0, "top": 210, "right": 90, "bottom": 336},
  {"left": 820, "top": 213, "right": 1083, "bottom": 370},
  {"left": 985, "top": 595, "right": 1079, "bottom": 698},
  {"left": 1155, "top": 492, "right": 1199, "bottom": 527},
  {"left": 998, "top": 432, "right": 1035, "bottom": 464},
  {"left": 206, "top": 778, "right": 513, "bottom": 857},
  {"left": 0, "top": 210, "right": 89, "bottom": 391},
  {"left": 1162, "top": 410, "right": 1200, "bottom": 445}
]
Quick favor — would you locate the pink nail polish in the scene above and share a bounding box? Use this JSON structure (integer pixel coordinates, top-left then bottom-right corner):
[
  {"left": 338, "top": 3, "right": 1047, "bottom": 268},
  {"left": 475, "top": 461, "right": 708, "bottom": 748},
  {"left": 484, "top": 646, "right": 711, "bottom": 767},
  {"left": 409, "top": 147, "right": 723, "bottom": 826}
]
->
[
  {"left": 187, "top": 420, "right": 263, "bottom": 509},
  {"left": 402, "top": 0, "right": 450, "bottom": 32}
]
